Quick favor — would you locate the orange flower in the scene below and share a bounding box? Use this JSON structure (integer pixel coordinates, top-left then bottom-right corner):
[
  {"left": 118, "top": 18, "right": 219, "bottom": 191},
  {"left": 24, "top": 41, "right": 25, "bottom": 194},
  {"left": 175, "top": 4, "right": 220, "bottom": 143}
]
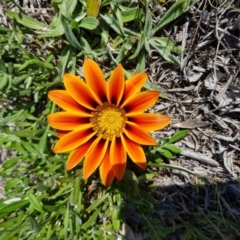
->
[{"left": 47, "top": 59, "right": 171, "bottom": 186}]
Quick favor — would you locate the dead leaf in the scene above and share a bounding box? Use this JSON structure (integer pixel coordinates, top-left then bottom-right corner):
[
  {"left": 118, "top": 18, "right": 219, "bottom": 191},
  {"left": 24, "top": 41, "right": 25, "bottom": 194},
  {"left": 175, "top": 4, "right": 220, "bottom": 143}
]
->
[
  {"left": 174, "top": 120, "right": 213, "bottom": 129},
  {"left": 223, "top": 151, "right": 237, "bottom": 178}
]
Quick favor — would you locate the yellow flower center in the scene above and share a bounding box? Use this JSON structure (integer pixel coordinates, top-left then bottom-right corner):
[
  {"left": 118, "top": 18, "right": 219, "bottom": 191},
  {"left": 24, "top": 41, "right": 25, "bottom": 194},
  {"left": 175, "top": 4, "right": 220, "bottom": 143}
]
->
[{"left": 90, "top": 102, "right": 127, "bottom": 139}]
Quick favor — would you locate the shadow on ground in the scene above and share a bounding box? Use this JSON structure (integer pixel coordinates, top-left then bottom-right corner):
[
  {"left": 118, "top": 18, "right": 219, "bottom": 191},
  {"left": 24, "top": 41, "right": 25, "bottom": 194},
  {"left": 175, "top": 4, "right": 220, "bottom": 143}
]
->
[{"left": 117, "top": 172, "right": 240, "bottom": 240}]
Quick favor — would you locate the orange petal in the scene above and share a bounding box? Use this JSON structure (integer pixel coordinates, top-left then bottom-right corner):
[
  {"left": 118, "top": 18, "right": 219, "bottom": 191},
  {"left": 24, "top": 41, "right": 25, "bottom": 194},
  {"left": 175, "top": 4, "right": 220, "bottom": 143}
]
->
[
  {"left": 53, "top": 124, "right": 95, "bottom": 153},
  {"left": 48, "top": 90, "right": 86, "bottom": 112},
  {"left": 64, "top": 74, "right": 102, "bottom": 110},
  {"left": 126, "top": 113, "right": 171, "bottom": 131},
  {"left": 121, "top": 91, "right": 160, "bottom": 112},
  {"left": 47, "top": 112, "right": 91, "bottom": 130},
  {"left": 66, "top": 141, "right": 92, "bottom": 170},
  {"left": 56, "top": 130, "right": 70, "bottom": 138},
  {"left": 99, "top": 148, "right": 115, "bottom": 186},
  {"left": 123, "top": 122, "right": 157, "bottom": 145},
  {"left": 121, "top": 135, "right": 146, "bottom": 169},
  {"left": 121, "top": 72, "right": 147, "bottom": 105},
  {"left": 110, "top": 137, "right": 126, "bottom": 181},
  {"left": 107, "top": 64, "right": 125, "bottom": 106},
  {"left": 83, "top": 137, "right": 109, "bottom": 180},
  {"left": 83, "top": 58, "right": 107, "bottom": 103}
]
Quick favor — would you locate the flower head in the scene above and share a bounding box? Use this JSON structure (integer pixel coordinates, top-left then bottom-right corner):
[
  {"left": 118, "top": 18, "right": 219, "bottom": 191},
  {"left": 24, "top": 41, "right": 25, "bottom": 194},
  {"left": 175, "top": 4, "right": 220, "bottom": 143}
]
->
[{"left": 47, "top": 59, "right": 171, "bottom": 186}]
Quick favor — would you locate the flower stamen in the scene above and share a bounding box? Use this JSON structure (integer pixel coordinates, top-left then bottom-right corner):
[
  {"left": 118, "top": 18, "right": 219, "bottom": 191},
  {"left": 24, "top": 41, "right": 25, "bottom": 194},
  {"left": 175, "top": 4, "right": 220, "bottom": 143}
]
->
[{"left": 90, "top": 102, "right": 127, "bottom": 139}]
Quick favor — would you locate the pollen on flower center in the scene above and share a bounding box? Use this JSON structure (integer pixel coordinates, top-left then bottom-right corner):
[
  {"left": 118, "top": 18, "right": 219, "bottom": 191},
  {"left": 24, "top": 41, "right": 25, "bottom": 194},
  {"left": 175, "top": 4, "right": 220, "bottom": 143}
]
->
[{"left": 90, "top": 102, "right": 127, "bottom": 139}]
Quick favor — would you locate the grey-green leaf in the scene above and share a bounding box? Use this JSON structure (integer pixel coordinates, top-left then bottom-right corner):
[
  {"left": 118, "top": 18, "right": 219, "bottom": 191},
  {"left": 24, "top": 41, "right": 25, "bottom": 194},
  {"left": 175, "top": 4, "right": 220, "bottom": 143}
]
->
[
  {"left": 28, "top": 193, "right": 43, "bottom": 213},
  {"left": 79, "top": 17, "right": 99, "bottom": 30},
  {"left": 153, "top": 0, "right": 193, "bottom": 34},
  {"left": 6, "top": 11, "right": 46, "bottom": 30},
  {"left": 150, "top": 39, "right": 181, "bottom": 66},
  {"left": 61, "top": 16, "right": 82, "bottom": 49}
]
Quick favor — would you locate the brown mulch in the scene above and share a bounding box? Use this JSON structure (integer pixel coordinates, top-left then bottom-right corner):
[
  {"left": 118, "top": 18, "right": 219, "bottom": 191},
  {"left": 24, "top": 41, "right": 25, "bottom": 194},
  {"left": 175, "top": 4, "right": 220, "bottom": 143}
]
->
[
  {"left": 147, "top": 1, "right": 240, "bottom": 238},
  {"left": 151, "top": 0, "right": 240, "bottom": 191}
]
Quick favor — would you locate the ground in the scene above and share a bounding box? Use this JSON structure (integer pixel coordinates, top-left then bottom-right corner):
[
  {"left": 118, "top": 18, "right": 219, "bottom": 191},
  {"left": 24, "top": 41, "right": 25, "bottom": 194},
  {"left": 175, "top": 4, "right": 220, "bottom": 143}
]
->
[{"left": 0, "top": 0, "right": 240, "bottom": 239}]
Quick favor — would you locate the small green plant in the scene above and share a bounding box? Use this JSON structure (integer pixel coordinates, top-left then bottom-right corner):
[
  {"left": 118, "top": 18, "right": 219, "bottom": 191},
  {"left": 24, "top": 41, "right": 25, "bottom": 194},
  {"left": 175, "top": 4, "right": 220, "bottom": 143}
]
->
[
  {"left": 5, "top": 0, "right": 193, "bottom": 74},
  {"left": 151, "top": 130, "right": 188, "bottom": 160}
]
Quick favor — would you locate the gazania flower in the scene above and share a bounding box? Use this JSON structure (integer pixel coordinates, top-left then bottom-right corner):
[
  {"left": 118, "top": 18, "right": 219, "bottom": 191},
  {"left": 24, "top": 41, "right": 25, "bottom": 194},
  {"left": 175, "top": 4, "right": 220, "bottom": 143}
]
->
[{"left": 47, "top": 59, "right": 171, "bottom": 186}]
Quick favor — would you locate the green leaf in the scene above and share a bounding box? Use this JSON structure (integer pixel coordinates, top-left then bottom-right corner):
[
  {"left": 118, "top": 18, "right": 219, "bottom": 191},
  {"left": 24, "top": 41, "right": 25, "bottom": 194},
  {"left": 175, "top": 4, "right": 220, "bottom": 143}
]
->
[
  {"left": 112, "top": 219, "right": 121, "bottom": 233},
  {"left": 38, "top": 15, "right": 64, "bottom": 38},
  {"left": 134, "top": 50, "right": 145, "bottom": 73},
  {"left": 160, "top": 92, "right": 169, "bottom": 99},
  {"left": 28, "top": 193, "right": 43, "bottom": 213},
  {"left": 79, "top": 37, "right": 94, "bottom": 56},
  {"left": 58, "top": 0, "right": 78, "bottom": 17},
  {"left": 81, "top": 208, "right": 100, "bottom": 229},
  {"left": 0, "top": 74, "right": 8, "bottom": 89},
  {"left": 153, "top": 37, "right": 182, "bottom": 54},
  {"left": 100, "top": 13, "right": 124, "bottom": 36},
  {"left": 111, "top": 3, "right": 124, "bottom": 35},
  {"left": 63, "top": 204, "right": 70, "bottom": 239},
  {"left": 156, "top": 148, "right": 173, "bottom": 159},
  {"left": 150, "top": 39, "right": 181, "bottom": 66},
  {"left": 139, "top": 189, "right": 157, "bottom": 204},
  {"left": 128, "top": 34, "right": 145, "bottom": 60},
  {"left": 5, "top": 179, "right": 21, "bottom": 191},
  {"left": 162, "top": 144, "right": 181, "bottom": 154},
  {"left": 0, "top": 226, "right": 23, "bottom": 240},
  {"left": 143, "top": 7, "right": 152, "bottom": 53},
  {"left": 70, "top": 176, "right": 81, "bottom": 206},
  {"left": 38, "top": 128, "right": 49, "bottom": 154},
  {"left": 143, "top": 80, "right": 169, "bottom": 99},
  {"left": 21, "top": 140, "right": 40, "bottom": 155},
  {"left": 2, "top": 156, "right": 22, "bottom": 169},
  {"left": 144, "top": 80, "right": 159, "bottom": 90},
  {"left": 23, "top": 112, "right": 39, "bottom": 121},
  {"left": 138, "top": 173, "right": 156, "bottom": 181},
  {"left": 112, "top": 36, "right": 124, "bottom": 48},
  {"left": 0, "top": 26, "right": 12, "bottom": 32},
  {"left": 153, "top": 0, "right": 193, "bottom": 34},
  {"left": 0, "top": 132, "right": 20, "bottom": 145},
  {"left": 29, "top": 216, "right": 42, "bottom": 232},
  {"left": 49, "top": 183, "right": 73, "bottom": 199},
  {"left": 0, "top": 200, "right": 29, "bottom": 219},
  {"left": 6, "top": 11, "right": 47, "bottom": 30},
  {"left": 144, "top": 7, "right": 152, "bottom": 38},
  {"left": 125, "top": 169, "right": 138, "bottom": 182},
  {"left": 115, "top": 37, "right": 135, "bottom": 63},
  {"left": 57, "top": 45, "right": 73, "bottom": 78},
  {"left": 0, "top": 110, "right": 25, "bottom": 126},
  {"left": 79, "top": 17, "right": 99, "bottom": 30},
  {"left": 12, "top": 74, "right": 29, "bottom": 85},
  {"left": 169, "top": 130, "right": 189, "bottom": 143},
  {"left": 39, "top": 24, "right": 64, "bottom": 38},
  {"left": 11, "top": 142, "right": 28, "bottom": 155},
  {"left": 123, "top": 169, "right": 139, "bottom": 196},
  {"left": 86, "top": 194, "right": 108, "bottom": 212},
  {"left": 0, "top": 59, "right": 6, "bottom": 71},
  {"left": 18, "top": 58, "right": 54, "bottom": 71},
  {"left": 61, "top": 15, "right": 81, "bottom": 49},
  {"left": 121, "top": 6, "right": 144, "bottom": 23}
]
